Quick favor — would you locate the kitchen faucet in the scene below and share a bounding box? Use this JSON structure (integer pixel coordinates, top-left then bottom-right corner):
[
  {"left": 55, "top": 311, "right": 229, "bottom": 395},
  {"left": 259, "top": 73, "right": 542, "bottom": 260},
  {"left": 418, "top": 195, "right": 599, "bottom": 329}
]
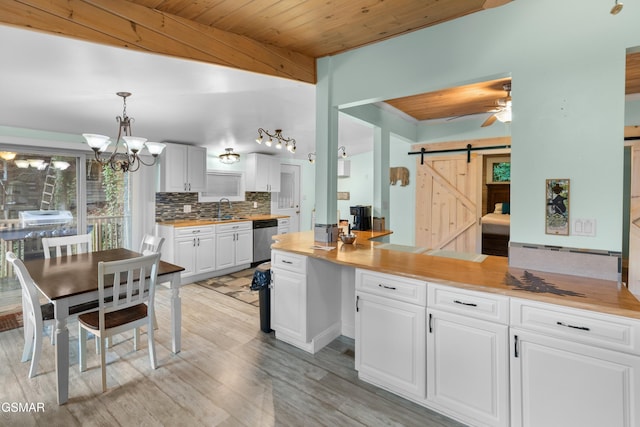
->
[{"left": 218, "top": 198, "right": 232, "bottom": 219}]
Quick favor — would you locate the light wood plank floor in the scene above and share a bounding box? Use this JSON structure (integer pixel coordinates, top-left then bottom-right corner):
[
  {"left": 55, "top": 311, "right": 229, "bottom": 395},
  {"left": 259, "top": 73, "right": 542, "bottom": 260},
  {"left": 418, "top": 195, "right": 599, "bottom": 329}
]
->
[{"left": 0, "top": 284, "right": 465, "bottom": 426}]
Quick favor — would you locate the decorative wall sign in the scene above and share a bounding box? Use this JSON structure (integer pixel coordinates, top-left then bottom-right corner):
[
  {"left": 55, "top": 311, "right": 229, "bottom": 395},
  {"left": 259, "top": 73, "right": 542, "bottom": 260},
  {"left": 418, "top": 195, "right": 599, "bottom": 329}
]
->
[
  {"left": 545, "top": 178, "right": 570, "bottom": 235},
  {"left": 337, "top": 192, "right": 350, "bottom": 200}
]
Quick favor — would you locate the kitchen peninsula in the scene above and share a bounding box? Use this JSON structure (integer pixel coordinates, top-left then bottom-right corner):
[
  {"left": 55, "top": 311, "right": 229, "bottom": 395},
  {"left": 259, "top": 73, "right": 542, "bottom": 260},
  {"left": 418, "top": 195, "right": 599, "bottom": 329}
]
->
[{"left": 270, "top": 230, "right": 640, "bottom": 427}]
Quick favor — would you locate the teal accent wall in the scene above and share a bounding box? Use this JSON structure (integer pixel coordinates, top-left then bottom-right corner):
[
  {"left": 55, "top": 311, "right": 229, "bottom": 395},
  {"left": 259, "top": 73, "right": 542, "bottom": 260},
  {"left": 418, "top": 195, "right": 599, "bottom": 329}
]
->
[
  {"left": 389, "top": 134, "right": 416, "bottom": 245},
  {"left": 317, "top": 0, "right": 640, "bottom": 252},
  {"left": 337, "top": 152, "right": 374, "bottom": 224}
]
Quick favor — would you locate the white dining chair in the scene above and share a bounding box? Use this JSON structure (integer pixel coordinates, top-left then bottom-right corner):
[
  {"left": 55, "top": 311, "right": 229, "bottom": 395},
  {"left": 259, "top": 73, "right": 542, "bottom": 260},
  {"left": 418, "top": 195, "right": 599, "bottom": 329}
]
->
[
  {"left": 78, "top": 252, "right": 161, "bottom": 392},
  {"left": 42, "top": 233, "right": 93, "bottom": 259},
  {"left": 6, "top": 251, "right": 55, "bottom": 378},
  {"left": 139, "top": 234, "right": 164, "bottom": 255},
  {"left": 139, "top": 234, "right": 164, "bottom": 329}
]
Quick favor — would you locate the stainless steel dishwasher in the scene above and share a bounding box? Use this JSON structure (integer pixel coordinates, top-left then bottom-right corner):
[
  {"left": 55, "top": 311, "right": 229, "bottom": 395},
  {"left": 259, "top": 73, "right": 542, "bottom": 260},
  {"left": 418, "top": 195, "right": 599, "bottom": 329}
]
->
[{"left": 253, "top": 219, "right": 278, "bottom": 263}]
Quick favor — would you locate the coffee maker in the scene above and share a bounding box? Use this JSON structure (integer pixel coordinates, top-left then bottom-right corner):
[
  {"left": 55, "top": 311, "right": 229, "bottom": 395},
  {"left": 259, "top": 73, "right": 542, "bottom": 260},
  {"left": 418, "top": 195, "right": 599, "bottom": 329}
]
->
[{"left": 350, "top": 205, "right": 372, "bottom": 231}]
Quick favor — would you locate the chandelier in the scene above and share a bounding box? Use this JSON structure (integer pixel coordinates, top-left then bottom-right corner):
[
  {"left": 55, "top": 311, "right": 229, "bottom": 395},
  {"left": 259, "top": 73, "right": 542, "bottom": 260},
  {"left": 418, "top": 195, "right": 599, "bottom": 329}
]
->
[
  {"left": 82, "top": 92, "right": 166, "bottom": 172},
  {"left": 219, "top": 147, "right": 240, "bottom": 164},
  {"left": 255, "top": 128, "right": 296, "bottom": 153}
]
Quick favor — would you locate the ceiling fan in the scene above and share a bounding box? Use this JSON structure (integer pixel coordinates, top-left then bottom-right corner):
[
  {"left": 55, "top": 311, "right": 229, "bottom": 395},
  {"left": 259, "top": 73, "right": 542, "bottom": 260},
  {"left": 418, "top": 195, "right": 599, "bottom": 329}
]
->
[{"left": 481, "top": 82, "right": 512, "bottom": 127}]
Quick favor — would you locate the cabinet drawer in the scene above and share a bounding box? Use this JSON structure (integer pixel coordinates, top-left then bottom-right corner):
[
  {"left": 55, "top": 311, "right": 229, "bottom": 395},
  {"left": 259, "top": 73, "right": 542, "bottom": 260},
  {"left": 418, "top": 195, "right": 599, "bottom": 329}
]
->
[
  {"left": 215, "top": 221, "right": 251, "bottom": 233},
  {"left": 428, "top": 283, "right": 509, "bottom": 324},
  {"left": 511, "top": 298, "right": 640, "bottom": 355},
  {"left": 175, "top": 226, "right": 214, "bottom": 237},
  {"left": 272, "top": 250, "right": 307, "bottom": 274},
  {"left": 356, "top": 269, "right": 426, "bottom": 306}
]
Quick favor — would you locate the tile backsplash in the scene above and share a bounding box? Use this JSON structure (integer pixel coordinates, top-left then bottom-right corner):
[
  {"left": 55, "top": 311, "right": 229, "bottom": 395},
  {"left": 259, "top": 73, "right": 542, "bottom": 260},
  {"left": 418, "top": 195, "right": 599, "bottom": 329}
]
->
[{"left": 155, "top": 192, "right": 271, "bottom": 222}]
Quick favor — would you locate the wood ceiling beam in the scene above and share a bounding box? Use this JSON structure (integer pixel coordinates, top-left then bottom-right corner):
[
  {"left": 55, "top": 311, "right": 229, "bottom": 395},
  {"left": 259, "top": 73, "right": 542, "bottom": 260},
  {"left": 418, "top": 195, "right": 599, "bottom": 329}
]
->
[{"left": 0, "top": 0, "right": 316, "bottom": 84}]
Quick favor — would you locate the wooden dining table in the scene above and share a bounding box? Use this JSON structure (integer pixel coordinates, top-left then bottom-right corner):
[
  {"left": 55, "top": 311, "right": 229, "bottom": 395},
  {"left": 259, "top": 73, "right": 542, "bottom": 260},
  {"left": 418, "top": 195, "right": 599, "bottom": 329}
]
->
[{"left": 23, "top": 248, "right": 185, "bottom": 405}]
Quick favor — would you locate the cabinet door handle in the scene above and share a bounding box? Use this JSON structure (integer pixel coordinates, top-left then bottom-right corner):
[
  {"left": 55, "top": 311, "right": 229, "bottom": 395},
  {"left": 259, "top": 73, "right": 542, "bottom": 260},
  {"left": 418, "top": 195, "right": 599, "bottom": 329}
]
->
[
  {"left": 192, "top": 230, "right": 200, "bottom": 234},
  {"left": 378, "top": 284, "right": 397, "bottom": 290},
  {"left": 281, "top": 260, "right": 293, "bottom": 264},
  {"left": 184, "top": 183, "right": 187, "bottom": 191},
  {"left": 454, "top": 299, "right": 477, "bottom": 307},
  {"left": 556, "top": 321, "right": 590, "bottom": 331},
  {"left": 188, "top": 183, "right": 191, "bottom": 191},
  {"left": 356, "top": 295, "right": 360, "bottom": 312},
  {"left": 428, "top": 313, "right": 433, "bottom": 333},
  {"left": 193, "top": 238, "right": 196, "bottom": 247},
  {"left": 197, "top": 237, "right": 200, "bottom": 246},
  {"left": 514, "top": 335, "right": 519, "bottom": 358}
]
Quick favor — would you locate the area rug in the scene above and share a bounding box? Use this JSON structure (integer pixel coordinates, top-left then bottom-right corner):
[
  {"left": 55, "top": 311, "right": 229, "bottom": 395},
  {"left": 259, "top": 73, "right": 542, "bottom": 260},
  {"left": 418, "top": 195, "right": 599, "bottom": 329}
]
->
[
  {"left": 194, "top": 268, "right": 259, "bottom": 307},
  {"left": 0, "top": 311, "right": 23, "bottom": 333}
]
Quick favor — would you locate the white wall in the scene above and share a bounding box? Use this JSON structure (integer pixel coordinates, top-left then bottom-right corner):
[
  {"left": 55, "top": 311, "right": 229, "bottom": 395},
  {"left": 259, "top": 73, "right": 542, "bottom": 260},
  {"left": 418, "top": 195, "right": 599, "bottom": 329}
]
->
[{"left": 317, "top": 0, "right": 640, "bottom": 252}]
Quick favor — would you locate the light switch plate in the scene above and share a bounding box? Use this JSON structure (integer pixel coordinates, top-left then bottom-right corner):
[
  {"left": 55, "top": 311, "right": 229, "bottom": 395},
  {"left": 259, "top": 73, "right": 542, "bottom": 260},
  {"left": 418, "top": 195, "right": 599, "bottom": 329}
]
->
[{"left": 572, "top": 218, "right": 596, "bottom": 236}]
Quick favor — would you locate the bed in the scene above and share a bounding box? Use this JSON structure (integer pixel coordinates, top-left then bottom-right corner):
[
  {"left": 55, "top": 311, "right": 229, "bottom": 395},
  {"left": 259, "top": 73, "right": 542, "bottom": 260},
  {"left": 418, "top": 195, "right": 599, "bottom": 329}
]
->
[{"left": 482, "top": 184, "right": 510, "bottom": 257}]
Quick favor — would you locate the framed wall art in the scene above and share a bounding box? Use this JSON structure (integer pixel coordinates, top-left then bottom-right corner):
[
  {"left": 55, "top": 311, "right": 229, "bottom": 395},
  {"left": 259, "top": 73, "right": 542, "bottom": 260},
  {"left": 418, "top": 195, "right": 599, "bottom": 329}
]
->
[{"left": 545, "top": 179, "right": 570, "bottom": 235}]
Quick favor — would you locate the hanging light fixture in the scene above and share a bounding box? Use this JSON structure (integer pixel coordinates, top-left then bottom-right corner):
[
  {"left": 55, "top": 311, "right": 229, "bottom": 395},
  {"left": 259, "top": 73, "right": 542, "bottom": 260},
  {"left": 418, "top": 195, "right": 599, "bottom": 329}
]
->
[
  {"left": 82, "top": 92, "right": 166, "bottom": 172},
  {"left": 255, "top": 128, "right": 296, "bottom": 153},
  {"left": 308, "top": 147, "right": 347, "bottom": 163},
  {"left": 611, "top": 0, "right": 623, "bottom": 14},
  {"left": 0, "top": 152, "right": 16, "bottom": 161},
  {"left": 219, "top": 147, "right": 240, "bottom": 164}
]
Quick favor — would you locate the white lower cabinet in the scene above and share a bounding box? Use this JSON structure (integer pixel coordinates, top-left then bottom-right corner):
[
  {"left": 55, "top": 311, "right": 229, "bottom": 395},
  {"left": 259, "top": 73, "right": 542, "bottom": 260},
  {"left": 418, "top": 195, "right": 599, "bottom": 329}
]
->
[
  {"left": 271, "top": 267, "right": 306, "bottom": 341},
  {"left": 355, "top": 269, "right": 426, "bottom": 401},
  {"left": 426, "top": 283, "right": 510, "bottom": 427},
  {"left": 510, "top": 328, "right": 640, "bottom": 427},
  {"left": 427, "top": 309, "right": 509, "bottom": 427},
  {"left": 215, "top": 221, "right": 252, "bottom": 270},
  {"left": 270, "top": 250, "right": 342, "bottom": 353},
  {"left": 157, "top": 224, "right": 215, "bottom": 283},
  {"left": 175, "top": 231, "right": 215, "bottom": 278},
  {"left": 510, "top": 298, "right": 640, "bottom": 427}
]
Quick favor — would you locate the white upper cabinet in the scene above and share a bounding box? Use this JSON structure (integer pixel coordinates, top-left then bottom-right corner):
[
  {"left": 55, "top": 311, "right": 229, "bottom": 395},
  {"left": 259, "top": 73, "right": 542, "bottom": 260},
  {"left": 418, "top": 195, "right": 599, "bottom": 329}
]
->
[
  {"left": 158, "top": 143, "right": 206, "bottom": 192},
  {"left": 245, "top": 153, "right": 280, "bottom": 192}
]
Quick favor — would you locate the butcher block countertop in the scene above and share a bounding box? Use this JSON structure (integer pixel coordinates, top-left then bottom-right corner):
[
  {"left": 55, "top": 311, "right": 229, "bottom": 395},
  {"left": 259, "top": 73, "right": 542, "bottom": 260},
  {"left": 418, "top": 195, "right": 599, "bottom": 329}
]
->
[
  {"left": 271, "top": 230, "right": 640, "bottom": 320},
  {"left": 158, "top": 214, "right": 289, "bottom": 228}
]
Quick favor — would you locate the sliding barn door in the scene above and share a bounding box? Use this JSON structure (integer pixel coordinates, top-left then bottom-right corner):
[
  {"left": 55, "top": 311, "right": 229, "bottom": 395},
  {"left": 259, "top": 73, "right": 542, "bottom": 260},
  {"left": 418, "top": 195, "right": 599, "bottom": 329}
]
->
[{"left": 415, "top": 154, "right": 480, "bottom": 252}]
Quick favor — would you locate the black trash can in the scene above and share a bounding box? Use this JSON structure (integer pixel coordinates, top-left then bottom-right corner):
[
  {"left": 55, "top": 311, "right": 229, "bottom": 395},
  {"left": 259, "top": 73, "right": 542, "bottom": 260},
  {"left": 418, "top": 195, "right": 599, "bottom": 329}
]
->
[{"left": 251, "top": 262, "right": 272, "bottom": 333}]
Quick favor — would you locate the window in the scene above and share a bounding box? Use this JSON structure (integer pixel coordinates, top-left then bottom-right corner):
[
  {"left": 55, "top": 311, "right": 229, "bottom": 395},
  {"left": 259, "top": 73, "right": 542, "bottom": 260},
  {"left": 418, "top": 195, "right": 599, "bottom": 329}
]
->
[
  {"left": 198, "top": 170, "right": 245, "bottom": 202},
  {"left": 0, "top": 148, "right": 129, "bottom": 277}
]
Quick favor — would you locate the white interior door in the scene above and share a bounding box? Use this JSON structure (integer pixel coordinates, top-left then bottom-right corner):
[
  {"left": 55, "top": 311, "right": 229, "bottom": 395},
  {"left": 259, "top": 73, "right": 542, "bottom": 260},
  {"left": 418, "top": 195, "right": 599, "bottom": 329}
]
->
[
  {"left": 628, "top": 143, "right": 640, "bottom": 296},
  {"left": 272, "top": 163, "right": 300, "bottom": 232}
]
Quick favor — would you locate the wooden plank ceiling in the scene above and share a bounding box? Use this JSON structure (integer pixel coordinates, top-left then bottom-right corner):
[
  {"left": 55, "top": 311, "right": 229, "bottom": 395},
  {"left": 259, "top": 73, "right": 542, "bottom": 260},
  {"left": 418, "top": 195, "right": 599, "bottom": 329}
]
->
[
  {"left": 0, "top": 0, "right": 511, "bottom": 84},
  {"left": 0, "top": 0, "right": 637, "bottom": 122}
]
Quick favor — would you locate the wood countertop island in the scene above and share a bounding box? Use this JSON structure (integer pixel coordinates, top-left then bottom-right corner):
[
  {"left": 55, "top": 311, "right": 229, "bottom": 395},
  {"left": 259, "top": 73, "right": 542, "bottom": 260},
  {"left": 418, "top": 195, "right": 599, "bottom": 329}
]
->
[
  {"left": 272, "top": 230, "right": 640, "bottom": 320},
  {"left": 158, "top": 214, "right": 289, "bottom": 228}
]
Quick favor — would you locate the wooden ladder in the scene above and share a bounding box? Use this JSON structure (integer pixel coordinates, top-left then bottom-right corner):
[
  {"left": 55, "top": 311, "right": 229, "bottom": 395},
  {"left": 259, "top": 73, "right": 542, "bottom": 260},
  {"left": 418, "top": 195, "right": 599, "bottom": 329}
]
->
[{"left": 40, "top": 165, "right": 56, "bottom": 210}]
